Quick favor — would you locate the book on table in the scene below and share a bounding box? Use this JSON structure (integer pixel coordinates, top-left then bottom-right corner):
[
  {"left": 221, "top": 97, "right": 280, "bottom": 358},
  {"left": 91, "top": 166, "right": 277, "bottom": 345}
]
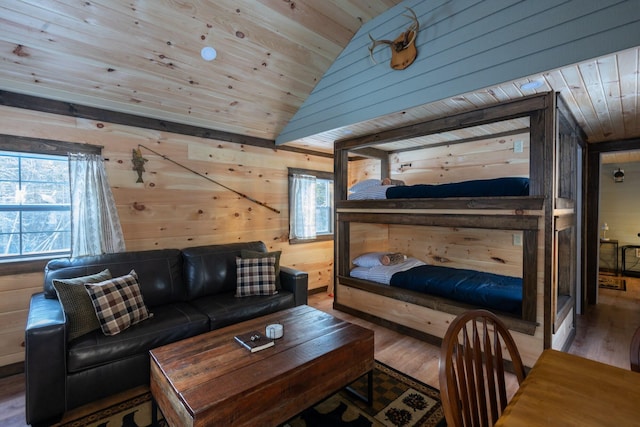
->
[{"left": 234, "top": 330, "right": 274, "bottom": 353}]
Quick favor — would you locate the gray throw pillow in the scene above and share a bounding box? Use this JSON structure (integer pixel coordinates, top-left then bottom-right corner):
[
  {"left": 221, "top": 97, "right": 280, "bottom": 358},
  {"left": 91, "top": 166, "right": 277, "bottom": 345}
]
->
[{"left": 52, "top": 269, "right": 112, "bottom": 341}]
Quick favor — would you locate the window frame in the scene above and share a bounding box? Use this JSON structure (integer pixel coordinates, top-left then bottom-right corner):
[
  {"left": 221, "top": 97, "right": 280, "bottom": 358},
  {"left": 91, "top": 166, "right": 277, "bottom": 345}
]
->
[
  {"left": 0, "top": 134, "right": 101, "bottom": 275},
  {"left": 1, "top": 151, "right": 72, "bottom": 260},
  {"left": 288, "top": 167, "right": 334, "bottom": 245}
]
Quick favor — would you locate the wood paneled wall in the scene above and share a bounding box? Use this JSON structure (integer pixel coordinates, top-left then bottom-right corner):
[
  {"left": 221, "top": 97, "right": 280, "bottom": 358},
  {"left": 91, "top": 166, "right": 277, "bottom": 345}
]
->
[
  {"left": 0, "top": 105, "right": 333, "bottom": 367},
  {"left": 392, "top": 133, "right": 530, "bottom": 184},
  {"left": 347, "top": 132, "right": 530, "bottom": 185},
  {"left": 388, "top": 225, "right": 523, "bottom": 277}
]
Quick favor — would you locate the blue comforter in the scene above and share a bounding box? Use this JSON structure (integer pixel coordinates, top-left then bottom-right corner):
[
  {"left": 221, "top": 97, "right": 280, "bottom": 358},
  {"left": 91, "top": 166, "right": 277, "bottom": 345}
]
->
[
  {"left": 390, "top": 264, "right": 522, "bottom": 315},
  {"left": 386, "top": 177, "right": 529, "bottom": 199}
]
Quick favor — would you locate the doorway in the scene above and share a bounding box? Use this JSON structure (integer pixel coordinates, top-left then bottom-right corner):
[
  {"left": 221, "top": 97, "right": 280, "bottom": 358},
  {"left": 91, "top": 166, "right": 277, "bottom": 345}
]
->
[
  {"left": 572, "top": 145, "right": 640, "bottom": 368},
  {"left": 586, "top": 144, "right": 640, "bottom": 308},
  {"left": 598, "top": 151, "right": 640, "bottom": 294}
]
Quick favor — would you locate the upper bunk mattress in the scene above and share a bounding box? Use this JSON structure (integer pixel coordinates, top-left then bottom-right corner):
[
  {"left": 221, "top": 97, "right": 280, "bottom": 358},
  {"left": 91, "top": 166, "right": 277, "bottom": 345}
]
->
[
  {"left": 389, "top": 264, "right": 522, "bottom": 315},
  {"left": 385, "top": 177, "right": 529, "bottom": 199}
]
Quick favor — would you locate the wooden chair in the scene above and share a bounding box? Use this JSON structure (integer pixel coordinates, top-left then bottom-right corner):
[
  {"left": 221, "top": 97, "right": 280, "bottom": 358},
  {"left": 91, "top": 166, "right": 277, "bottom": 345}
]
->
[
  {"left": 630, "top": 326, "right": 640, "bottom": 372},
  {"left": 439, "top": 309, "right": 526, "bottom": 427}
]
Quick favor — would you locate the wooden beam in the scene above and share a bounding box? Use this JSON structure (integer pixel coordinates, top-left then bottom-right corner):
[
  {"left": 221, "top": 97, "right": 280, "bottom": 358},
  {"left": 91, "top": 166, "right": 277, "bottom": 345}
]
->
[
  {"left": 389, "top": 127, "right": 531, "bottom": 155},
  {"left": 337, "top": 197, "right": 545, "bottom": 211},
  {"left": 0, "top": 90, "right": 332, "bottom": 159},
  {"left": 0, "top": 134, "right": 101, "bottom": 155},
  {"left": 335, "top": 94, "right": 548, "bottom": 151},
  {"left": 522, "top": 229, "right": 538, "bottom": 322},
  {"left": 337, "top": 212, "right": 540, "bottom": 231}
]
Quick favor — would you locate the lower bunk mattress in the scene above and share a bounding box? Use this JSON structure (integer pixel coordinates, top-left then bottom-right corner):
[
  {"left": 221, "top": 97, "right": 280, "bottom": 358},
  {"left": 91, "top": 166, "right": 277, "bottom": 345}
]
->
[
  {"left": 350, "top": 262, "right": 522, "bottom": 316},
  {"left": 389, "top": 265, "right": 522, "bottom": 315}
]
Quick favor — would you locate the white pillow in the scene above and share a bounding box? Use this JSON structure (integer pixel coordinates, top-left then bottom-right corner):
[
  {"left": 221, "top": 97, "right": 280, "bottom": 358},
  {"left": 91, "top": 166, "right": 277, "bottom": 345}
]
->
[
  {"left": 349, "top": 258, "right": 426, "bottom": 285},
  {"left": 347, "top": 185, "right": 392, "bottom": 200},
  {"left": 352, "top": 252, "right": 387, "bottom": 267},
  {"left": 349, "top": 179, "right": 382, "bottom": 193},
  {"left": 349, "top": 266, "right": 370, "bottom": 280}
]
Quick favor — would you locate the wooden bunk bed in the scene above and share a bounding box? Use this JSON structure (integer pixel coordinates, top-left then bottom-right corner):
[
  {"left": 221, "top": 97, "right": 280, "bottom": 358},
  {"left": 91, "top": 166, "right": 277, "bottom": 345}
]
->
[{"left": 333, "top": 93, "right": 584, "bottom": 366}]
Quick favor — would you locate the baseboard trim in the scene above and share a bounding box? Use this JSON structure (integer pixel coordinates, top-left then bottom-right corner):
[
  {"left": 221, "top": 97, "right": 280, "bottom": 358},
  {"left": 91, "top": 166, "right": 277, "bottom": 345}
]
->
[
  {"left": 308, "top": 286, "right": 328, "bottom": 296},
  {"left": 0, "top": 361, "right": 24, "bottom": 378}
]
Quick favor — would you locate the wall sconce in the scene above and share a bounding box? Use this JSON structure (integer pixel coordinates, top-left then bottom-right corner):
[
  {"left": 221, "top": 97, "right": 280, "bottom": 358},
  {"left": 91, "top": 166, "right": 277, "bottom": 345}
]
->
[
  {"left": 614, "top": 168, "right": 624, "bottom": 183},
  {"left": 601, "top": 223, "right": 609, "bottom": 240}
]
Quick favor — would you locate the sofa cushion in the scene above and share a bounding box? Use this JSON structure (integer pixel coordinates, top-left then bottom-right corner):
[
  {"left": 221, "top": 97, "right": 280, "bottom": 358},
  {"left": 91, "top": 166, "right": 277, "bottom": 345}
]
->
[
  {"left": 85, "top": 270, "right": 152, "bottom": 336},
  {"left": 182, "top": 241, "right": 268, "bottom": 299},
  {"left": 43, "top": 249, "right": 186, "bottom": 307},
  {"left": 235, "top": 256, "right": 278, "bottom": 297},
  {"left": 52, "top": 269, "right": 112, "bottom": 341},
  {"left": 66, "top": 302, "right": 209, "bottom": 373},
  {"left": 190, "top": 291, "right": 295, "bottom": 330}
]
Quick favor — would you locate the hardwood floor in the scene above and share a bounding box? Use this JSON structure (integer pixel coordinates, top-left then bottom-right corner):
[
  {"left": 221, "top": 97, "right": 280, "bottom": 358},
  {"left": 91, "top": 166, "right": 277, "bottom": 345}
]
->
[
  {"left": 2, "top": 278, "right": 639, "bottom": 426},
  {"left": 571, "top": 276, "right": 640, "bottom": 369}
]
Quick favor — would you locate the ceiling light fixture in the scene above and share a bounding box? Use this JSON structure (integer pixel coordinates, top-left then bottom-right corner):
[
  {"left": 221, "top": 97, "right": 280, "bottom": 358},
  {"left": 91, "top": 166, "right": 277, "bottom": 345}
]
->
[
  {"left": 520, "top": 80, "right": 543, "bottom": 90},
  {"left": 614, "top": 168, "right": 624, "bottom": 183},
  {"left": 201, "top": 46, "right": 217, "bottom": 61}
]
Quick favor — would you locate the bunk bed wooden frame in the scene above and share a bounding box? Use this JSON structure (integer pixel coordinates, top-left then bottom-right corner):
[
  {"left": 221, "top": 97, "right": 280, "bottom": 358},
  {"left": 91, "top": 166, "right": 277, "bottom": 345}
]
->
[{"left": 333, "top": 92, "right": 583, "bottom": 359}]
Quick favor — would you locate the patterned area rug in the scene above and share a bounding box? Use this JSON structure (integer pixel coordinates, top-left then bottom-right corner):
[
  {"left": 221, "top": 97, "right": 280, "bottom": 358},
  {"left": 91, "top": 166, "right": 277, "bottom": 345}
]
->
[
  {"left": 599, "top": 275, "right": 626, "bottom": 291},
  {"left": 283, "top": 361, "right": 446, "bottom": 427},
  {"left": 52, "top": 361, "right": 444, "bottom": 427},
  {"left": 55, "top": 391, "right": 166, "bottom": 427}
]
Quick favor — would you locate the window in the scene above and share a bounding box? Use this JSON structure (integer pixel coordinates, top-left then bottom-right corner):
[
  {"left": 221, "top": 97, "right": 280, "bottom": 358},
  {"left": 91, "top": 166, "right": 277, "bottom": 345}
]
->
[
  {"left": 0, "top": 151, "right": 71, "bottom": 260},
  {"left": 288, "top": 168, "right": 334, "bottom": 243}
]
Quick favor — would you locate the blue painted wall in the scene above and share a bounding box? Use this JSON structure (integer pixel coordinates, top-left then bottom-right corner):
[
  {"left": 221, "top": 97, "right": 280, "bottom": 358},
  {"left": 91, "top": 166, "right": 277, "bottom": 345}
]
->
[{"left": 276, "top": 0, "right": 640, "bottom": 145}]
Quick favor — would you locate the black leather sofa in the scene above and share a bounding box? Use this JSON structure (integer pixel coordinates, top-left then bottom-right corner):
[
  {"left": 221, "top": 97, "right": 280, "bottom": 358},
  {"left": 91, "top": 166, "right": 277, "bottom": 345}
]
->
[{"left": 24, "top": 241, "right": 308, "bottom": 426}]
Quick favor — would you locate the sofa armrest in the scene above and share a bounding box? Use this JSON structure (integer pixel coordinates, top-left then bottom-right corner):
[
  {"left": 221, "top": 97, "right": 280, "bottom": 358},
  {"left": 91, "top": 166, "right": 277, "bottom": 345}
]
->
[
  {"left": 279, "top": 266, "right": 308, "bottom": 306},
  {"left": 25, "top": 293, "right": 67, "bottom": 425}
]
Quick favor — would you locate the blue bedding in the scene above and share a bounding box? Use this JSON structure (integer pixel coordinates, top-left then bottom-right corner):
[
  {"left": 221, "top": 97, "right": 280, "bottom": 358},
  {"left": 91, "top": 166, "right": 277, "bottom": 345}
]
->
[
  {"left": 389, "top": 264, "right": 522, "bottom": 315},
  {"left": 385, "top": 177, "right": 529, "bottom": 199}
]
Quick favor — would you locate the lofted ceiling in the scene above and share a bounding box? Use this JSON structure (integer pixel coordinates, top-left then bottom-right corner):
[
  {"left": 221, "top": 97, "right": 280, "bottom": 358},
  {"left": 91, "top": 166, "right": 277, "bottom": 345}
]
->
[
  {"left": 0, "top": 0, "right": 402, "bottom": 142},
  {"left": 294, "top": 45, "right": 640, "bottom": 153},
  {"left": 0, "top": 1, "right": 638, "bottom": 155}
]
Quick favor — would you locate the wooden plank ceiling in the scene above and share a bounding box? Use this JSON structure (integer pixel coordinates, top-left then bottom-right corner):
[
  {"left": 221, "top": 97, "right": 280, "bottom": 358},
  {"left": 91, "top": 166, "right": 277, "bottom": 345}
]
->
[
  {"left": 0, "top": 0, "right": 401, "bottom": 141},
  {"left": 0, "top": 1, "right": 638, "bottom": 154}
]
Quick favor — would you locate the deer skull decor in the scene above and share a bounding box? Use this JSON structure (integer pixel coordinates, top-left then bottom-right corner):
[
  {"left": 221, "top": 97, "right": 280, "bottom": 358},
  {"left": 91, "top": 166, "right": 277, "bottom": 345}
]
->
[{"left": 368, "top": 8, "right": 420, "bottom": 70}]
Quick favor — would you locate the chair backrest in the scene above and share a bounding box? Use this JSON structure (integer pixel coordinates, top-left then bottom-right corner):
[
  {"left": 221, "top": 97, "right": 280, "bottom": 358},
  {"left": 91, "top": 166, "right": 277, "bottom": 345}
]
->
[
  {"left": 439, "top": 309, "right": 526, "bottom": 427},
  {"left": 631, "top": 326, "right": 640, "bottom": 372}
]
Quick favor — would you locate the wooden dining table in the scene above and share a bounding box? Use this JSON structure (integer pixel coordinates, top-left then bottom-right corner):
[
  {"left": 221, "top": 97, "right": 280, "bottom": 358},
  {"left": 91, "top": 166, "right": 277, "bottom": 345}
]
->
[{"left": 496, "top": 349, "right": 640, "bottom": 426}]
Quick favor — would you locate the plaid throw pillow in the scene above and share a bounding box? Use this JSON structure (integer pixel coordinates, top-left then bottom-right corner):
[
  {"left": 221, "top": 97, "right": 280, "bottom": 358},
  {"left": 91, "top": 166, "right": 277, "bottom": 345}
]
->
[
  {"left": 240, "top": 249, "right": 282, "bottom": 290},
  {"left": 84, "top": 270, "right": 152, "bottom": 336},
  {"left": 235, "top": 256, "right": 278, "bottom": 297}
]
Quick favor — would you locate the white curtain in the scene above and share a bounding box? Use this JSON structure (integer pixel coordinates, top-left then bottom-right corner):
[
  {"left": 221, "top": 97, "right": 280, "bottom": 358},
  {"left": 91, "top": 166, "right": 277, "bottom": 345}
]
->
[
  {"left": 290, "top": 173, "right": 316, "bottom": 240},
  {"left": 69, "top": 153, "right": 125, "bottom": 257}
]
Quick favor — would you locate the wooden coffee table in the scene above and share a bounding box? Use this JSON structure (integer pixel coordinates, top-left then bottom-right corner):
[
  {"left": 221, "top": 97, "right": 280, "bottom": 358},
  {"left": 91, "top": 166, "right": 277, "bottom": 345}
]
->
[{"left": 149, "top": 305, "right": 374, "bottom": 427}]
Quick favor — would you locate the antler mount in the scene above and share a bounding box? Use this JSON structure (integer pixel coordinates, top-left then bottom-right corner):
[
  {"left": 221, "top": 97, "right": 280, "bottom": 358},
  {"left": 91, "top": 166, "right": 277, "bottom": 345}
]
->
[{"left": 368, "top": 8, "right": 420, "bottom": 70}]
